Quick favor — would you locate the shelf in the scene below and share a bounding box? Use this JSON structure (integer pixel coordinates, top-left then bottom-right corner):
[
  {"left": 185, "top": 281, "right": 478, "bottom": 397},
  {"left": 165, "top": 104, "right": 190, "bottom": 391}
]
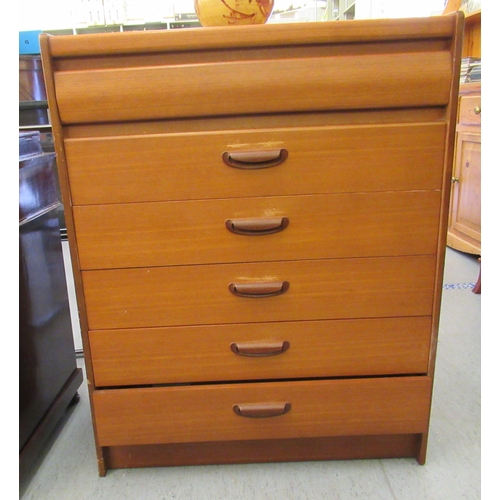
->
[
  {"left": 20, "top": 100, "right": 48, "bottom": 110},
  {"left": 462, "top": 8, "right": 481, "bottom": 58},
  {"left": 465, "top": 9, "right": 481, "bottom": 23},
  {"left": 343, "top": 1, "right": 355, "bottom": 15}
]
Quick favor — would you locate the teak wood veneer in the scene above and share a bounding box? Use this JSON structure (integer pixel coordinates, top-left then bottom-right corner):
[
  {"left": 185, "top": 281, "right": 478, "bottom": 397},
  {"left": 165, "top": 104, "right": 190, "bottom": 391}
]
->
[{"left": 40, "top": 13, "right": 463, "bottom": 476}]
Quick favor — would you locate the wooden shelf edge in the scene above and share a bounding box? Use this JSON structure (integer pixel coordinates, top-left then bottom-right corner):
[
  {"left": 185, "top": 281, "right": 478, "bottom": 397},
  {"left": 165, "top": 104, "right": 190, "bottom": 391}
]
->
[
  {"left": 447, "top": 232, "right": 481, "bottom": 256},
  {"left": 465, "top": 10, "right": 481, "bottom": 23}
]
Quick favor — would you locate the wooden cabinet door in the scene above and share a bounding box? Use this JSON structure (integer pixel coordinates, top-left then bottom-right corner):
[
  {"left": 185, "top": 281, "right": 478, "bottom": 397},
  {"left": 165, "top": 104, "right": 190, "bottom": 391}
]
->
[{"left": 448, "top": 131, "right": 481, "bottom": 253}]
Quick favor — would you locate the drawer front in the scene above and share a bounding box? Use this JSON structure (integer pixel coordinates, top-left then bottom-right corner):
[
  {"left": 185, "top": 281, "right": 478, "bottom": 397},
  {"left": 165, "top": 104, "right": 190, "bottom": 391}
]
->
[
  {"left": 90, "top": 317, "right": 431, "bottom": 387},
  {"left": 459, "top": 95, "right": 481, "bottom": 126},
  {"left": 82, "top": 256, "right": 436, "bottom": 330},
  {"left": 54, "top": 50, "right": 451, "bottom": 124},
  {"left": 74, "top": 191, "right": 441, "bottom": 270},
  {"left": 64, "top": 123, "right": 446, "bottom": 205},
  {"left": 92, "top": 376, "right": 432, "bottom": 446}
]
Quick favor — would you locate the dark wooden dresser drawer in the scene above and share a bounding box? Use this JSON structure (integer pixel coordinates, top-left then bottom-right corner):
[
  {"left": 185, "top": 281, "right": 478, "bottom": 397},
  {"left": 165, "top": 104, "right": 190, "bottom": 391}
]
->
[
  {"left": 90, "top": 316, "right": 431, "bottom": 387},
  {"left": 64, "top": 123, "right": 446, "bottom": 205},
  {"left": 82, "top": 255, "right": 436, "bottom": 330},
  {"left": 74, "top": 190, "right": 441, "bottom": 270},
  {"left": 92, "top": 376, "right": 432, "bottom": 446}
]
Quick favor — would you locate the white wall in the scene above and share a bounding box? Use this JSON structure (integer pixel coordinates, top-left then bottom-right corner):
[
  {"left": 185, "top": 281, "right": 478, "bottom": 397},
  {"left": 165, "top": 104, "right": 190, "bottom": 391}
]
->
[
  {"left": 19, "top": 0, "right": 448, "bottom": 31},
  {"left": 20, "top": 0, "right": 74, "bottom": 30},
  {"left": 350, "top": 0, "right": 446, "bottom": 19}
]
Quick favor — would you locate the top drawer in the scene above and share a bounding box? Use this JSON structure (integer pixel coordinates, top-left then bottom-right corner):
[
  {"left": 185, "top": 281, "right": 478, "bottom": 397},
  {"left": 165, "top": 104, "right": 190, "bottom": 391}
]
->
[
  {"left": 459, "top": 95, "right": 481, "bottom": 126},
  {"left": 53, "top": 50, "right": 452, "bottom": 124},
  {"left": 65, "top": 123, "right": 446, "bottom": 205}
]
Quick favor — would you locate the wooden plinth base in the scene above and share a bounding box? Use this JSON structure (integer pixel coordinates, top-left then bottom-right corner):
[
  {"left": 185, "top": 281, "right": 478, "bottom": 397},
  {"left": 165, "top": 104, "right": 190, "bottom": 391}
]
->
[{"left": 99, "top": 434, "right": 423, "bottom": 476}]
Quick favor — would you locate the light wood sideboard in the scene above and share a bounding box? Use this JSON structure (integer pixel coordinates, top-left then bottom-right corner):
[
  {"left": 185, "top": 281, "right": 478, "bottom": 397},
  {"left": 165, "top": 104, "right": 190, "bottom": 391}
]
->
[
  {"left": 40, "top": 14, "right": 463, "bottom": 476},
  {"left": 448, "top": 81, "right": 481, "bottom": 254},
  {"left": 447, "top": 8, "right": 481, "bottom": 256}
]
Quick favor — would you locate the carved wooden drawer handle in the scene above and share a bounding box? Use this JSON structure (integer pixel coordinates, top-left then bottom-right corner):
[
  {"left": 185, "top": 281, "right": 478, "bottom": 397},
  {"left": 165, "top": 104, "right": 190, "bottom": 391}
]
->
[
  {"left": 233, "top": 402, "right": 292, "bottom": 418},
  {"left": 222, "top": 149, "right": 288, "bottom": 169},
  {"left": 230, "top": 341, "right": 290, "bottom": 357},
  {"left": 228, "top": 281, "right": 289, "bottom": 298},
  {"left": 226, "top": 217, "right": 289, "bottom": 236}
]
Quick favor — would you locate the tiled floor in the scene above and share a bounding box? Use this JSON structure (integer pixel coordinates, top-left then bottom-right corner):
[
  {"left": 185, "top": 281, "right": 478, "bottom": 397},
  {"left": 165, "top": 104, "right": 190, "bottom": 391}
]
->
[{"left": 19, "top": 248, "right": 481, "bottom": 499}]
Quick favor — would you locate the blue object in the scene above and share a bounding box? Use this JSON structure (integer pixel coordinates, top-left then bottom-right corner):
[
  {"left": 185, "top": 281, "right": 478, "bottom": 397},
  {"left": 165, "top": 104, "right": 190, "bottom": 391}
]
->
[{"left": 19, "top": 31, "right": 42, "bottom": 55}]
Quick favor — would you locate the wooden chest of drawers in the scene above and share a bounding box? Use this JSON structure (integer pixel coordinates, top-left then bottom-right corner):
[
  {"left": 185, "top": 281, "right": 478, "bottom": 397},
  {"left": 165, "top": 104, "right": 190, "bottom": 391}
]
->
[{"left": 40, "top": 13, "right": 463, "bottom": 476}]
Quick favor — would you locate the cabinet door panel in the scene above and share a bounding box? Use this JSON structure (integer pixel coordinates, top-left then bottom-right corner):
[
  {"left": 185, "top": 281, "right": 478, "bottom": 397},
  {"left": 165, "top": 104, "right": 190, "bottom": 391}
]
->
[{"left": 450, "top": 132, "right": 481, "bottom": 245}]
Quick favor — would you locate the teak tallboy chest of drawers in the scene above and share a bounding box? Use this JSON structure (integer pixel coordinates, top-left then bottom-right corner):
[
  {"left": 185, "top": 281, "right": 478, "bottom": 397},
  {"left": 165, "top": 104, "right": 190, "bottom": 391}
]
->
[{"left": 40, "top": 13, "right": 463, "bottom": 476}]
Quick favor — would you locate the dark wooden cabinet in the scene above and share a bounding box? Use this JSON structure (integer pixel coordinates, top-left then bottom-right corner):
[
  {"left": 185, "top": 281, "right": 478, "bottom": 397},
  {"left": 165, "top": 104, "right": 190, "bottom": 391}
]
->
[{"left": 19, "top": 132, "right": 83, "bottom": 480}]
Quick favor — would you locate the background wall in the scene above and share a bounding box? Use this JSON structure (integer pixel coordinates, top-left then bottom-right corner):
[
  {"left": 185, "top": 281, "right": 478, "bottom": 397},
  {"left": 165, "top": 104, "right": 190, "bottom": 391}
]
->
[{"left": 19, "top": 0, "right": 447, "bottom": 31}]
